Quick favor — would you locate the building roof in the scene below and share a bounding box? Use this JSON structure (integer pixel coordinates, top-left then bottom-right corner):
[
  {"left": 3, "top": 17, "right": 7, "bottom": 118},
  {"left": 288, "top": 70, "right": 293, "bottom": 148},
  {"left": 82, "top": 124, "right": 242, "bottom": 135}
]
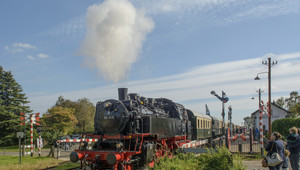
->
[{"left": 250, "top": 102, "right": 291, "bottom": 117}]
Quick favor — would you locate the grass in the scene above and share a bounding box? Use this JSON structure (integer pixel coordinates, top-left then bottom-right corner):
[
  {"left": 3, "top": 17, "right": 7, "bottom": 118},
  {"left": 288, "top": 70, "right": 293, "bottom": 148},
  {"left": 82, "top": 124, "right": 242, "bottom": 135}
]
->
[
  {"left": 1, "top": 145, "right": 51, "bottom": 152},
  {"left": 0, "top": 155, "right": 78, "bottom": 170},
  {"left": 233, "top": 153, "right": 264, "bottom": 161}
]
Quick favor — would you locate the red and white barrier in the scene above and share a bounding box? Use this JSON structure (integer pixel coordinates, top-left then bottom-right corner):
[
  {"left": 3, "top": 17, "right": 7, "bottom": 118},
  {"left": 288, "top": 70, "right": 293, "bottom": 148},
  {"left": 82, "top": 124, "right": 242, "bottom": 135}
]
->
[
  {"left": 22, "top": 145, "right": 31, "bottom": 155},
  {"left": 180, "top": 139, "right": 209, "bottom": 148},
  {"left": 56, "top": 138, "right": 98, "bottom": 143},
  {"left": 229, "top": 134, "right": 249, "bottom": 141}
]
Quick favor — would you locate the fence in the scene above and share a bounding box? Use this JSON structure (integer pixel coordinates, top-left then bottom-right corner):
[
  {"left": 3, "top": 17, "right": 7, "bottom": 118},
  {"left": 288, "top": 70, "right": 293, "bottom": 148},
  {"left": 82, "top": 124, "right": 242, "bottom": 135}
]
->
[{"left": 226, "top": 128, "right": 264, "bottom": 154}]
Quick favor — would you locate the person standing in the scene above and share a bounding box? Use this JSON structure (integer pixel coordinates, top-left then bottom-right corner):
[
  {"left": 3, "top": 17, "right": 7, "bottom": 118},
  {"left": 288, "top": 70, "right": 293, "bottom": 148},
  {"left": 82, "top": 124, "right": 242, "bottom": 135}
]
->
[
  {"left": 265, "top": 132, "right": 285, "bottom": 170},
  {"left": 287, "top": 127, "right": 300, "bottom": 170}
]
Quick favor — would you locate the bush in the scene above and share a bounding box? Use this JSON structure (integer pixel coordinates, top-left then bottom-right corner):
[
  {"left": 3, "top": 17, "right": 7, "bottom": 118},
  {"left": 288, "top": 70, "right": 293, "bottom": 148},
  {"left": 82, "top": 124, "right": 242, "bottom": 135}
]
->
[
  {"left": 272, "top": 118, "right": 300, "bottom": 139},
  {"left": 153, "top": 147, "right": 246, "bottom": 170}
]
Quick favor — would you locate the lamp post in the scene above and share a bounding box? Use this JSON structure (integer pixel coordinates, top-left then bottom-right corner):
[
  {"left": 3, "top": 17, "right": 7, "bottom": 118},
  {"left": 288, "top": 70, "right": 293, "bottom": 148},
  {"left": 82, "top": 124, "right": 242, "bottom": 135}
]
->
[
  {"left": 211, "top": 90, "right": 229, "bottom": 134},
  {"left": 254, "top": 57, "right": 277, "bottom": 139},
  {"left": 252, "top": 89, "right": 263, "bottom": 127}
]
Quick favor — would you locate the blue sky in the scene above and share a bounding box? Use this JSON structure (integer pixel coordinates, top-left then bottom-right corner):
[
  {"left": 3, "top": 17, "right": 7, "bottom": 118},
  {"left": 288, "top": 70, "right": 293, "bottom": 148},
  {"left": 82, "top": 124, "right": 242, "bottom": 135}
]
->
[{"left": 1, "top": 0, "right": 300, "bottom": 125}]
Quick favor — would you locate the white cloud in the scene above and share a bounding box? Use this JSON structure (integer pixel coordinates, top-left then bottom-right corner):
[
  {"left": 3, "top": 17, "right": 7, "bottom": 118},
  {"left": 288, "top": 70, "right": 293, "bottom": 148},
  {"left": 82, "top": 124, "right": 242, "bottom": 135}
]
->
[
  {"left": 38, "top": 53, "right": 49, "bottom": 59},
  {"left": 12, "top": 43, "right": 36, "bottom": 49},
  {"left": 5, "top": 42, "right": 37, "bottom": 54},
  {"left": 39, "top": 15, "right": 85, "bottom": 38},
  {"left": 28, "top": 52, "right": 300, "bottom": 124},
  {"left": 27, "top": 55, "right": 35, "bottom": 60},
  {"left": 133, "top": 0, "right": 300, "bottom": 25}
]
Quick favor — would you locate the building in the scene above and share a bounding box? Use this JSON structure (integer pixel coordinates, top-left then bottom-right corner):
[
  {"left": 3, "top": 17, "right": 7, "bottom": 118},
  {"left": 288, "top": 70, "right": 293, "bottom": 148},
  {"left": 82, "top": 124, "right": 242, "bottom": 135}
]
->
[{"left": 251, "top": 102, "right": 290, "bottom": 131}]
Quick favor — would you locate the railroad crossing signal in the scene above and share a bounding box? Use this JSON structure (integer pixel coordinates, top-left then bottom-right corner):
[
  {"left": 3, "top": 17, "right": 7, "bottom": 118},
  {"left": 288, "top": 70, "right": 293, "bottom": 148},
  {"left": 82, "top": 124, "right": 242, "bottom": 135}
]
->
[
  {"left": 33, "top": 113, "right": 41, "bottom": 126},
  {"left": 20, "top": 112, "right": 26, "bottom": 126}
]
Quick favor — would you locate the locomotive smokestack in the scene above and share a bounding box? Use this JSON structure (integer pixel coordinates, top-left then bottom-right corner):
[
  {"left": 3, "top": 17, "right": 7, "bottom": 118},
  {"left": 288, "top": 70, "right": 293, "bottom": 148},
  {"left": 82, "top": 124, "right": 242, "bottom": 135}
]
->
[{"left": 118, "top": 88, "right": 128, "bottom": 101}]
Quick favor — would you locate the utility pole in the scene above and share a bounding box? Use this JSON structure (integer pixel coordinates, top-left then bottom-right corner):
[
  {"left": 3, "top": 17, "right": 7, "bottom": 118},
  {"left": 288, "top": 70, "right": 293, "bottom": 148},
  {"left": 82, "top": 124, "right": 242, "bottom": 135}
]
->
[{"left": 262, "top": 58, "right": 277, "bottom": 139}]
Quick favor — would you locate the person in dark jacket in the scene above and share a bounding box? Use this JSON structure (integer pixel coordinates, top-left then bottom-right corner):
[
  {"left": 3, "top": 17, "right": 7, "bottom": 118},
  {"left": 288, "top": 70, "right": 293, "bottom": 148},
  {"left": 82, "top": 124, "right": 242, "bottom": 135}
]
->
[
  {"left": 287, "top": 127, "right": 300, "bottom": 170},
  {"left": 265, "top": 132, "right": 285, "bottom": 170}
]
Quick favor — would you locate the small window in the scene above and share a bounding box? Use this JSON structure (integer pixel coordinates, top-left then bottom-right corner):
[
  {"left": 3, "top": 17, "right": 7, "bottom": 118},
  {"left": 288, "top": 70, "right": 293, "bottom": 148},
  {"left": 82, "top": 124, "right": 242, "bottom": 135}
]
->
[
  {"left": 201, "top": 120, "right": 202, "bottom": 128},
  {"left": 198, "top": 119, "right": 200, "bottom": 129}
]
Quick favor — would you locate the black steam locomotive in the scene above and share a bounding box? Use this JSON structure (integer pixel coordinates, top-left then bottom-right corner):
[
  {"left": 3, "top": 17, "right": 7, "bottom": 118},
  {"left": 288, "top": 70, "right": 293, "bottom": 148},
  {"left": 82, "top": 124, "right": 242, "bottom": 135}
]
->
[
  {"left": 94, "top": 88, "right": 191, "bottom": 139},
  {"left": 70, "top": 88, "right": 237, "bottom": 169}
]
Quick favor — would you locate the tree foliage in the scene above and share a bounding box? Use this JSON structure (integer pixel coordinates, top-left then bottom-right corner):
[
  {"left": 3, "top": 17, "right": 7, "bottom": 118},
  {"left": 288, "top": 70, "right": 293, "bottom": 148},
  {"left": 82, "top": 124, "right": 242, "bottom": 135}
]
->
[
  {"left": 275, "top": 91, "right": 300, "bottom": 118},
  {"left": 243, "top": 116, "right": 254, "bottom": 128},
  {"left": 55, "top": 96, "right": 95, "bottom": 133},
  {"left": 272, "top": 118, "right": 300, "bottom": 139},
  {"left": 0, "top": 66, "right": 31, "bottom": 146},
  {"left": 41, "top": 106, "right": 77, "bottom": 138}
]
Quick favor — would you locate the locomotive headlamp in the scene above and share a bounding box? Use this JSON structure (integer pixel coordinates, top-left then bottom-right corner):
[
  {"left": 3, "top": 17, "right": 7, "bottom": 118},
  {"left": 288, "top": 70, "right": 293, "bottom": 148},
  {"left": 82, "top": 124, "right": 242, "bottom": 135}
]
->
[
  {"left": 104, "top": 102, "right": 112, "bottom": 109},
  {"left": 115, "top": 142, "right": 123, "bottom": 148}
]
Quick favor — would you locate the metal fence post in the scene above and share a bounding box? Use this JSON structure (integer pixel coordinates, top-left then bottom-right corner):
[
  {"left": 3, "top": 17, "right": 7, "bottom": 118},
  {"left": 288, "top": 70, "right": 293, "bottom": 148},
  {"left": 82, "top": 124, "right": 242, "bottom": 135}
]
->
[{"left": 249, "top": 128, "right": 253, "bottom": 153}]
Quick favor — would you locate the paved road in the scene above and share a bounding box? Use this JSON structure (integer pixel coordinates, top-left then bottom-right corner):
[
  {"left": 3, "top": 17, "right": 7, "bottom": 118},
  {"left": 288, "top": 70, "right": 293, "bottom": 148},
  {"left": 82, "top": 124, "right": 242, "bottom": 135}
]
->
[
  {"left": 243, "top": 161, "right": 268, "bottom": 170},
  {"left": 1, "top": 148, "right": 72, "bottom": 160}
]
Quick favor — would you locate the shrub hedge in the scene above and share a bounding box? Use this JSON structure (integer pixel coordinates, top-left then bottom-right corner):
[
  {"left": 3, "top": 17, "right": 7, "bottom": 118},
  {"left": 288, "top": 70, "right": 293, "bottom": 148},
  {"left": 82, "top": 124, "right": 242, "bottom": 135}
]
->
[
  {"left": 272, "top": 118, "right": 300, "bottom": 139},
  {"left": 153, "top": 147, "right": 246, "bottom": 170}
]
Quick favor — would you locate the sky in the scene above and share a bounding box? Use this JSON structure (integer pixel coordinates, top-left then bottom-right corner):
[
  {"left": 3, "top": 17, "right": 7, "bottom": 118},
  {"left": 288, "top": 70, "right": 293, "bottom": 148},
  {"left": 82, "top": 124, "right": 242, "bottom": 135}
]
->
[{"left": 1, "top": 0, "right": 300, "bottom": 125}]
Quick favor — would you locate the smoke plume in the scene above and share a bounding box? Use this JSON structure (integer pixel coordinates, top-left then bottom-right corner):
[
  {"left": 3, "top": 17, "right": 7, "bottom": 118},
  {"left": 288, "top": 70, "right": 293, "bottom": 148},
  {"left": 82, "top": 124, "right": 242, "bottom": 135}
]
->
[{"left": 80, "top": 0, "right": 154, "bottom": 82}]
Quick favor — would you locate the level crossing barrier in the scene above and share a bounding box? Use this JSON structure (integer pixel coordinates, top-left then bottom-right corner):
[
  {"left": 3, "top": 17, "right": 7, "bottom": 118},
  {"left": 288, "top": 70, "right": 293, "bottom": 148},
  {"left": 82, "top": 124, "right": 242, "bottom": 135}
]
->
[
  {"left": 55, "top": 138, "right": 99, "bottom": 159},
  {"left": 226, "top": 128, "right": 258, "bottom": 153},
  {"left": 22, "top": 145, "right": 34, "bottom": 156}
]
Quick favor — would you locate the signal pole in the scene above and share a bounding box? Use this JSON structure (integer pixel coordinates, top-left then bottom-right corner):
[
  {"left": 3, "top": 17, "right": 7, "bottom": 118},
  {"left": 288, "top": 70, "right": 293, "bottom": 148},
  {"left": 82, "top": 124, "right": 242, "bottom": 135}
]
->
[
  {"left": 228, "top": 106, "right": 232, "bottom": 136},
  {"left": 211, "top": 90, "right": 229, "bottom": 135}
]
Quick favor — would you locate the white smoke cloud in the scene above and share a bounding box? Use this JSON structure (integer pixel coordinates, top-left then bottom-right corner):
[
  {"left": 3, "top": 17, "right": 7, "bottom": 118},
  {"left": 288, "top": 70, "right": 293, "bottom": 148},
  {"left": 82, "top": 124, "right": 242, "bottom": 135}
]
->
[{"left": 79, "top": 0, "right": 154, "bottom": 82}]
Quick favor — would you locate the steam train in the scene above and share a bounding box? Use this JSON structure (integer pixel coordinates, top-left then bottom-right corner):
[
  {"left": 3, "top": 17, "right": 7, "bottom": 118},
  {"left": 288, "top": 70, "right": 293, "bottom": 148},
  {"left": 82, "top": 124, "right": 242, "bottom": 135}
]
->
[{"left": 70, "top": 88, "right": 240, "bottom": 169}]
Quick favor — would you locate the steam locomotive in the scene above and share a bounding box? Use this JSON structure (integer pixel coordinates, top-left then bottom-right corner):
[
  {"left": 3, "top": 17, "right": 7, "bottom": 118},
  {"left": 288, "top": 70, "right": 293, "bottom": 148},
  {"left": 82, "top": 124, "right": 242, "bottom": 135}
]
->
[{"left": 70, "top": 88, "right": 239, "bottom": 169}]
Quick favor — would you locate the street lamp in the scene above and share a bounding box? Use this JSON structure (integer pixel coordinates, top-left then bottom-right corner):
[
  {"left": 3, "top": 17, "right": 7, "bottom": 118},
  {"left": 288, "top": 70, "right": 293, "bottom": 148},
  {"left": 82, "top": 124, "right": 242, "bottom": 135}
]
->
[
  {"left": 254, "top": 71, "right": 268, "bottom": 80},
  {"left": 210, "top": 90, "right": 229, "bottom": 134},
  {"left": 254, "top": 57, "right": 277, "bottom": 139}
]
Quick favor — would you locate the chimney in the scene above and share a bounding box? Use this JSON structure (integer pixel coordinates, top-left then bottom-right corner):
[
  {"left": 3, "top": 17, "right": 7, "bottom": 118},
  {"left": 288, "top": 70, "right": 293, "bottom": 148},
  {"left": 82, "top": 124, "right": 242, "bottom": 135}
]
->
[{"left": 118, "top": 88, "right": 128, "bottom": 101}]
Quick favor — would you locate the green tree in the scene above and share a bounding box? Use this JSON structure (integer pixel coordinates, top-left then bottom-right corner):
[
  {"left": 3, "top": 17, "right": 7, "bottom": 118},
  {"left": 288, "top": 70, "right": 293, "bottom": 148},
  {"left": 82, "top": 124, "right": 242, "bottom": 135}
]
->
[
  {"left": 275, "top": 91, "right": 300, "bottom": 118},
  {"left": 285, "top": 91, "right": 300, "bottom": 110},
  {"left": 243, "top": 116, "right": 254, "bottom": 129},
  {"left": 41, "top": 106, "right": 78, "bottom": 136},
  {"left": 275, "top": 97, "right": 285, "bottom": 107},
  {"left": 74, "top": 98, "right": 95, "bottom": 133},
  {"left": 0, "top": 66, "right": 31, "bottom": 146},
  {"left": 54, "top": 96, "right": 95, "bottom": 134}
]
